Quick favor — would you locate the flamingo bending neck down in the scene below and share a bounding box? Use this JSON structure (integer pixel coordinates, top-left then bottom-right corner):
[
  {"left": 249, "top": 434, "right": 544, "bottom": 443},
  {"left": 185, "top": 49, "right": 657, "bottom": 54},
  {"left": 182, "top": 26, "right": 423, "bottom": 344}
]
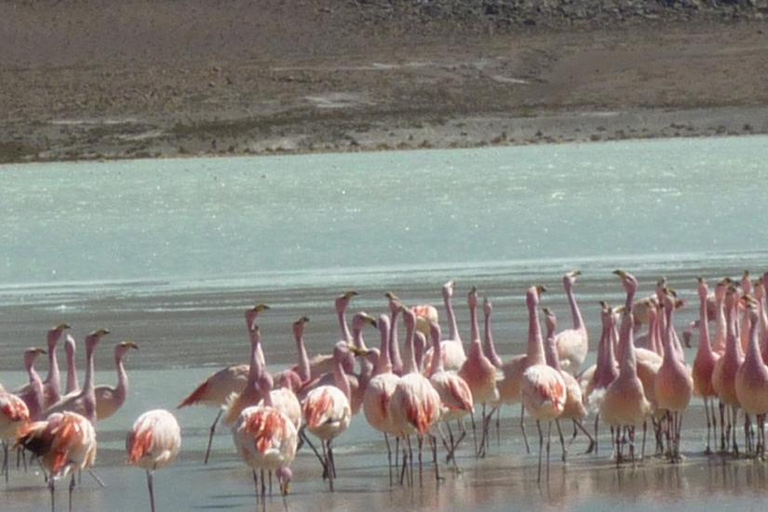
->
[{"left": 126, "top": 409, "right": 182, "bottom": 512}]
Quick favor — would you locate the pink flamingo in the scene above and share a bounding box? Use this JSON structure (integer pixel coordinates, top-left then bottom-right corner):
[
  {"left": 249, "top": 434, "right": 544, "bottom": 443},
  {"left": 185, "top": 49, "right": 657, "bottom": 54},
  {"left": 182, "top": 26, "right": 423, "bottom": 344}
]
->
[
  {"left": 299, "top": 291, "right": 359, "bottom": 379},
  {"left": 711, "top": 285, "right": 744, "bottom": 453},
  {"left": 14, "top": 347, "right": 47, "bottom": 421},
  {"left": 555, "top": 271, "right": 588, "bottom": 374},
  {"left": 43, "top": 329, "right": 109, "bottom": 424},
  {"left": 520, "top": 285, "right": 566, "bottom": 482},
  {"left": 412, "top": 304, "right": 439, "bottom": 338},
  {"left": 655, "top": 289, "right": 693, "bottom": 461},
  {"left": 458, "top": 286, "right": 498, "bottom": 457},
  {"left": 712, "top": 278, "right": 731, "bottom": 354},
  {"left": 542, "top": 308, "right": 594, "bottom": 457},
  {"left": 692, "top": 277, "right": 721, "bottom": 453},
  {"left": 426, "top": 320, "right": 473, "bottom": 466},
  {"left": 233, "top": 373, "right": 297, "bottom": 500},
  {"left": 388, "top": 308, "right": 441, "bottom": 484},
  {"left": 423, "top": 281, "right": 467, "bottom": 372},
  {"left": 495, "top": 285, "right": 549, "bottom": 453},
  {"left": 15, "top": 324, "right": 70, "bottom": 410},
  {"left": 16, "top": 411, "right": 97, "bottom": 512},
  {"left": 94, "top": 341, "right": 139, "bottom": 421},
  {"left": 735, "top": 299, "right": 768, "bottom": 456},
  {"left": 178, "top": 304, "right": 269, "bottom": 464},
  {"left": 64, "top": 335, "right": 78, "bottom": 395},
  {"left": 302, "top": 343, "right": 355, "bottom": 491},
  {"left": 362, "top": 313, "right": 401, "bottom": 480},
  {"left": 126, "top": 409, "right": 182, "bottom": 512},
  {"left": 580, "top": 301, "right": 619, "bottom": 454},
  {"left": 0, "top": 392, "right": 29, "bottom": 482},
  {"left": 756, "top": 276, "right": 768, "bottom": 363},
  {"left": 601, "top": 271, "right": 652, "bottom": 463},
  {"left": 273, "top": 316, "right": 311, "bottom": 392}
]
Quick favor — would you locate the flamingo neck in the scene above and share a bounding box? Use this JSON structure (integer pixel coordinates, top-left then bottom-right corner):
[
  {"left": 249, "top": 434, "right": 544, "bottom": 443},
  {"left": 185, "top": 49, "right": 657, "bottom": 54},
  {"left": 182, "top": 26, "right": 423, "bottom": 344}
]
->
[
  {"left": 45, "top": 342, "right": 60, "bottom": 391},
  {"left": 375, "top": 324, "right": 392, "bottom": 376},
  {"left": 469, "top": 301, "right": 479, "bottom": 342},
  {"left": 248, "top": 333, "right": 264, "bottom": 385},
  {"left": 389, "top": 310, "right": 403, "bottom": 375},
  {"left": 295, "top": 332, "right": 310, "bottom": 383},
  {"left": 338, "top": 309, "right": 351, "bottom": 343},
  {"left": 724, "top": 301, "right": 742, "bottom": 360},
  {"left": 403, "top": 321, "right": 418, "bottom": 375},
  {"left": 745, "top": 315, "right": 762, "bottom": 366},
  {"left": 619, "top": 314, "right": 638, "bottom": 378},
  {"left": 65, "top": 345, "right": 78, "bottom": 394},
  {"left": 333, "top": 359, "right": 351, "bottom": 401},
  {"left": 483, "top": 310, "right": 503, "bottom": 368},
  {"left": 565, "top": 281, "right": 584, "bottom": 331},
  {"left": 113, "top": 352, "right": 128, "bottom": 406},
  {"left": 698, "top": 295, "right": 713, "bottom": 356},
  {"left": 526, "top": 300, "right": 545, "bottom": 366},
  {"left": 544, "top": 333, "right": 562, "bottom": 373},
  {"left": 429, "top": 331, "right": 444, "bottom": 375},
  {"left": 444, "top": 291, "right": 460, "bottom": 343},
  {"left": 352, "top": 327, "right": 367, "bottom": 351}
]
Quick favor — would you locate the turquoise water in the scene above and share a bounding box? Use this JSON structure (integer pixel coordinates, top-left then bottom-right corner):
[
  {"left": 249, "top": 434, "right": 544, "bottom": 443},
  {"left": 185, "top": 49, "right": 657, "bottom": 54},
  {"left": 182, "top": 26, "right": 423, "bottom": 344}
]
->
[
  {"left": 2, "top": 138, "right": 768, "bottom": 511},
  {"left": 2, "top": 136, "right": 767, "bottom": 287}
]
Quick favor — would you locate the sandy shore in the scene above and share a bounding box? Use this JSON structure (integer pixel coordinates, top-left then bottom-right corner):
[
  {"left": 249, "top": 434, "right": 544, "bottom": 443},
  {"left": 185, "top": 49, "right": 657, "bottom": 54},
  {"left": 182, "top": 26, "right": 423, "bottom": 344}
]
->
[{"left": 1, "top": 1, "right": 768, "bottom": 163}]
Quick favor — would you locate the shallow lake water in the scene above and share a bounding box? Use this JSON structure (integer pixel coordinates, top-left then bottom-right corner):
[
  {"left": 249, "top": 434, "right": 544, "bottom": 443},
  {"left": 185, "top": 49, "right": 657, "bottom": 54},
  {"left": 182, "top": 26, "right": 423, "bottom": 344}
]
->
[{"left": 2, "top": 137, "right": 768, "bottom": 510}]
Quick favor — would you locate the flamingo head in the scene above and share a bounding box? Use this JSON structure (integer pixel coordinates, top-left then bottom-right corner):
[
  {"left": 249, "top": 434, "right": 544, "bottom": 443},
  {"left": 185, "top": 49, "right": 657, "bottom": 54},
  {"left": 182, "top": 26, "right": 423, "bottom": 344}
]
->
[
  {"left": 47, "top": 323, "right": 71, "bottom": 348},
  {"left": 613, "top": 270, "right": 638, "bottom": 296},
  {"left": 467, "top": 286, "right": 478, "bottom": 309},
  {"left": 256, "top": 372, "right": 274, "bottom": 396},
  {"left": 563, "top": 270, "right": 581, "bottom": 288},
  {"left": 599, "top": 301, "right": 613, "bottom": 326},
  {"left": 385, "top": 292, "right": 401, "bottom": 315},
  {"left": 483, "top": 297, "right": 493, "bottom": 317},
  {"left": 85, "top": 328, "right": 109, "bottom": 351},
  {"left": 245, "top": 304, "right": 270, "bottom": 332},
  {"left": 292, "top": 316, "right": 309, "bottom": 339},
  {"left": 23, "top": 347, "right": 47, "bottom": 367},
  {"left": 352, "top": 312, "right": 377, "bottom": 333},
  {"left": 697, "top": 277, "right": 709, "bottom": 302},
  {"left": 277, "top": 467, "right": 293, "bottom": 496},
  {"left": 442, "top": 280, "right": 455, "bottom": 299},
  {"left": 526, "top": 285, "right": 547, "bottom": 308},
  {"left": 335, "top": 291, "right": 358, "bottom": 314},
  {"left": 116, "top": 341, "right": 139, "bottom": 360},
  {"left": 715, "top": 277, "right": 732, "bottom": 301}
]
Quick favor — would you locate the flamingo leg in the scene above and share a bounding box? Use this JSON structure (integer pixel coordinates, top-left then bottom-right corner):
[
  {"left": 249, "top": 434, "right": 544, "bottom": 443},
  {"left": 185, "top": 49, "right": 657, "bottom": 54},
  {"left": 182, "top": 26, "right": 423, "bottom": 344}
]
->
[
  {"left": 3, "top": 442, "right": 8, "bottom": 483},
  {"left": 69, "top": 472, "right": 75, "bottom": 512},
  {"left": 429, "top": 434, "right": 441, "bottom": 483},
  {"left": 642, "top": 421, "right": 647, "bottom": 460},
  {"left": 719, "top": 401, "right": 727, "bottom": 452},
  {"left": 405, "top": 435, "right": 414, "bottom": 487},
  {"left": 521, "top": 404, "right": 531, "bottom": 454},
  {"left": 546, "top": 421, "right": 552, "bottom": 481},
  {"left": 252, "top": 470, "right": 259, "bottom": 501},
  {"left": 573, "top": 419, "right": 595, "bottom": 454},
  {"left": 704, "top": 398, "right": 712, "bottom": 454},
  {"left": 268, "top": 471, "right": 272, "bottom": 496},
  {"left": 470, "top": 411, "right": 478, "bottom": 457},
  {"left": 203, "top": 409, "right": 223, "bottom": 465},
  {"left": 536, "top": 420, "right": 544, "bottom": 483},
  {"left": 417, "top": 435, "right": 424, "bottom": 486},
  {"left": 555, "top": 419, "right": 567, "bottom": 463},
  {"left": 49, "top": 473, "right": 55, "bottom": 512},
  {"left": 384, "top": 433, "right": 393, "bottom": 486},
  {"left": 328, "top": 440, "right": 337, "bottom": 479},
  {"left": 260, "top": 469, "right": 266, "bottom": 498},
  {"left": 146, "top": 469, "right": 156, "bottom": 512},
  {"left": 496, "top": 407, "right": 501, "bottom": 447},
  {"left": 301, "top": 430, "right": 327, "bottom": 477}
]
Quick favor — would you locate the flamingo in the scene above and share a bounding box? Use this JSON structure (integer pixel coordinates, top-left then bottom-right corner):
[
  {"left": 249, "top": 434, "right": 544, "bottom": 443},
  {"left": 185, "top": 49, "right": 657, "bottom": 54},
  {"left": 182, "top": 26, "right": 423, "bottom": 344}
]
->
[
  {"left": 362, "top": 313, "right": 401, "bottom": 480},
  {"left": 423, "top": 281, "right": 467, "bottom": 373},
  {"left": 16, "top": 411, "right": 97, "bottom": 512},
  {"left": 520, "top": 285, "right": 566, "bottom": 482},
  {"left": 555, "top": 271, "right": 588, "bottom": 375},
  {"left": 580, "top": 301, "right": 619, "bottom": 455},
  {"left": 458, "top": 286, "right": 498, "bottom": 457},
  {"left": 412, "top": 304, "right": 439, "bottom": 338},
  {"left": 94, "top": 341, "right": 139, "bottom": 421},
  {"left": 655, "top": 290, "right": 693, "bottom": 462},
  {"left": 426, "top": 320, "right": 474, "bottom": 466},
  {"left": 600, "top": 304, "right": 652, "bottom": 464},
  {"left": 64, "top": 335, "right": 78, "bottom": 395},
  {"left": 692, "top": 277, "right": 721, "bottom": 453},
  {"left": 233, "top": 372, "right": 298, "bottom": 500},
  {"left": 274, "top": 316, "right": 311, "bottom": 389},
  {"left": 711, "top": 285, "right": 744, "bottom": 453},
  {"left": 14, "top": 324, "right": 70, "bottom": 410},
  {"left": 297, "top": 292, "right": 359, "bottom": 379},
  {"left": 495, "top": 285, "right": 549, "bottom": 453},
  {"left": 735, "top": 299, "right": 768, "bottom": 457},
  {"left": 542, "top": 308, "right": 594, "bottom": 457},
  {"left": 178, "top": 304, "right": 269, "bottom": 464},
  {"left": 43, "top": 329, "right": 109, "bottom": 424},
  {"left": 126, "top": 409, "right": 182, "bottom": 512},
  {"left": 14, "top": 347, "right": 47, "bottom": 421},
  {"left": 388, "top": 308, "right": 441, "bottom": 484},
  {"left": 0, "top": 392, "right": 29, "bottom": 482},
  {"left": 756, "top": 276, "right": 768, "bottom": 363},
  {"left": 302, "top": 343, "right": 355, "bottom": 491}
]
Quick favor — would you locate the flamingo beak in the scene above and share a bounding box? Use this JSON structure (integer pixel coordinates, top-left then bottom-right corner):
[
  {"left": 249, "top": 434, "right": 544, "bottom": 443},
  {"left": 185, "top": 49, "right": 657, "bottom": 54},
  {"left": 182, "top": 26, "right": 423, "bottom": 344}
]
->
[
  {"left": 123, "top": 341, "right": 139, "bottom": 350},
  {"left": 612, "top": 269, "right": 626, "bottom": 278}
]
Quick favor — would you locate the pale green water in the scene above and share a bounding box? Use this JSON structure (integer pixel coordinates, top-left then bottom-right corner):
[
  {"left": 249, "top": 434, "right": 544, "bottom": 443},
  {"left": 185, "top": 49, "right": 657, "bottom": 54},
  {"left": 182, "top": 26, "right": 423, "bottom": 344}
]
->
[{"left": 1, "top": 137, "right": 768, "bottom": 511}]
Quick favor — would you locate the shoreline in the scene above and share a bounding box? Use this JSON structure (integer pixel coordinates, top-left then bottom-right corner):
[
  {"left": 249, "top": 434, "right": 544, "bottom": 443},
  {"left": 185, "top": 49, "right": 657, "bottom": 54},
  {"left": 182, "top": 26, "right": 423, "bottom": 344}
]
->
[{"left": 4, "top": 105, "right": 768, "bottom": 164}]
